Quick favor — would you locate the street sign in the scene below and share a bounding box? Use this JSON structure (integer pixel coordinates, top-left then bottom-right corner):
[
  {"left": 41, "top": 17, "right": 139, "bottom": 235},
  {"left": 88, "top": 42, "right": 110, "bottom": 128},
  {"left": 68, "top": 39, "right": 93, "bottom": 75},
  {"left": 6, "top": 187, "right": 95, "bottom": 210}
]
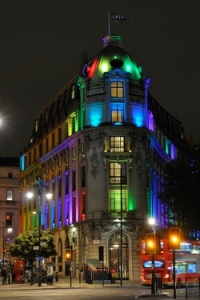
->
[{"left": 36, "top": 256, "right": 44, "bottom": 261}]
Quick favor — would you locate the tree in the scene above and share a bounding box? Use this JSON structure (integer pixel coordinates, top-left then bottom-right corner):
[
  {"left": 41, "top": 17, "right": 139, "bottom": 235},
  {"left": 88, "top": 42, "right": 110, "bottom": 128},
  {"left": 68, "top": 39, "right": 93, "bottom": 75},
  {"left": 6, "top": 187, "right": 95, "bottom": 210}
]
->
[
  {"left": 159, "top": 147, "right": 200, "bottom": 236},
  {"left": 9, "top": 228, "right": 56, "bottom": 263}
]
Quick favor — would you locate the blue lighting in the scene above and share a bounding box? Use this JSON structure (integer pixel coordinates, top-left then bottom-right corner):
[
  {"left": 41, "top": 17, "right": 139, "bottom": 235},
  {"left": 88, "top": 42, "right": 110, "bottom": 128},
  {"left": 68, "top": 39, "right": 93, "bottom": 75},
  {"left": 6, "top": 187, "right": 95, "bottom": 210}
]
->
[
  {"left": 20, "top": 155, "right": 25, "bottom": 171},
  {"left": 132, "top": 104, "right": 144, "bottom": 127},
  {"left": 114, "top": 122, "right": 123, "bottom": 125},
  {"left": 87, "top": 104, "right": 103, "bottom": 126}
]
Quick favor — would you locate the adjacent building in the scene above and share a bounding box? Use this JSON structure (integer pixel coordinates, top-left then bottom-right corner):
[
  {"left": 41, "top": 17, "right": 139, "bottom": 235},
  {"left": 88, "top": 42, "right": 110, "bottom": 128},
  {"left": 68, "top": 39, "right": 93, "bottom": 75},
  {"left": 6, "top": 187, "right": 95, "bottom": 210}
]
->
[
  {"left": 0, "top": 157, "right": 20, "bottom": 264},
  {"left": 19, "top": 35, "right": 185, "bottom": 281}
]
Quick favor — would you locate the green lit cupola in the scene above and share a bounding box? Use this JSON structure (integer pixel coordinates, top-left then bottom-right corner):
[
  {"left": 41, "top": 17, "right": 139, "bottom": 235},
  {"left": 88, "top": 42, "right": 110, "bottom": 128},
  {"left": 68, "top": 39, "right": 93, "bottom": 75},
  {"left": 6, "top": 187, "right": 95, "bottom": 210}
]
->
[
  {"left": 82, "top": 35, "right": 142, "bottom": 81},
  {"left": 80, "top": 35, "right": 146, "bottom": 128}
]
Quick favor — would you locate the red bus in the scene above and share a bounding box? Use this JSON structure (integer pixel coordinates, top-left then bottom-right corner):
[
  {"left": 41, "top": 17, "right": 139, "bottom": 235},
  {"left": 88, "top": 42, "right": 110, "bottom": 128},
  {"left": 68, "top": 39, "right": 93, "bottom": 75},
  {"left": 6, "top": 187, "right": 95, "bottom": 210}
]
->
[{"left": 140, "top": 238, "right": 200, "bottom": 287}]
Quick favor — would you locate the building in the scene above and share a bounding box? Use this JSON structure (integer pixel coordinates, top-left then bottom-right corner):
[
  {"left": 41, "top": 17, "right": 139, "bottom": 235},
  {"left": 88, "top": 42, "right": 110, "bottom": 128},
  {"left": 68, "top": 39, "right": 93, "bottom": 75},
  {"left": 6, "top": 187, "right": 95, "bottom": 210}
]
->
[
  {"left": 19, "top": 35, "right": 185, "bottom": 281},
  {"left": 0, "top": 157, "right": 20, "bottom": 264}
]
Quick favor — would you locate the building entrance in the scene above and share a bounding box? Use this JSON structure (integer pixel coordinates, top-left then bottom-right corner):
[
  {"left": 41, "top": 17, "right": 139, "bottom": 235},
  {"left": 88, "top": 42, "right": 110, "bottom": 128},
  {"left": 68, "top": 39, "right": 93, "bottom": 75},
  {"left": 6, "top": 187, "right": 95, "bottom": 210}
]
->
[{"left": 109, "top": 232, "right": 129, "bottom": 280}]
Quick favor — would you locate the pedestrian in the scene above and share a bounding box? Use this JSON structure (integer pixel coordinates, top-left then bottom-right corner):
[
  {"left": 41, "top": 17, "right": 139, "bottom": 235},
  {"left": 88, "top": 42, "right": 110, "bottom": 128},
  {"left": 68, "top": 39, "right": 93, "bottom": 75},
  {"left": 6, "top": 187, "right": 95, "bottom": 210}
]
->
[
  {"left": 1, "top": 268, "right": 7, "bottom": 285},
  {"left": 12, "top": 269, "right": 15, "bottom": 283}
]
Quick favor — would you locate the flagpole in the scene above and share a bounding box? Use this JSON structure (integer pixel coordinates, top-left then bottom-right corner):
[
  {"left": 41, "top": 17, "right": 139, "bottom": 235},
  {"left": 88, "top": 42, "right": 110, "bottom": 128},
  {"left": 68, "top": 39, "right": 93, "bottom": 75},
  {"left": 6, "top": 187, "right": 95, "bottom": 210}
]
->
[{"left": 108, "top": 11, "right": 111, "bottom": 35}]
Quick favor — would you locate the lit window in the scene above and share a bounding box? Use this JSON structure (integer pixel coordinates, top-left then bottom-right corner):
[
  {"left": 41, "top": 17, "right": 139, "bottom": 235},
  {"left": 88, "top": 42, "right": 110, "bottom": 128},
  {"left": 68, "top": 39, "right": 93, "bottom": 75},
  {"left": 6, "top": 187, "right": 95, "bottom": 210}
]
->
[
  {"left": 6, "top": 213, "right": 13, "bottom": 227},
  {"left": 110, "top": 190, "right": 127, "bottom": 212},
  {"left": 110, "top": 137, "right": 124, "bottom": 152},
  {"left": 111, "top": 104, "right": 124, "bottom": 122},
  {"left": 35, "top": 120, "right": 38, "bottom": 132},
  {"left": 72, "top": 148, "right": 76, "bottom": 160},
  {"left": 71, "top": 85, "right": 75, "bottom": 99},
  {"left": 6, "top": 190, "right": 13, "bottom": 201},
  {"left": 109, "top": 162, "right": 126, "bottom": 184},
  {"left": 110, "top": 81, "right": 124, "bottom": 98}
]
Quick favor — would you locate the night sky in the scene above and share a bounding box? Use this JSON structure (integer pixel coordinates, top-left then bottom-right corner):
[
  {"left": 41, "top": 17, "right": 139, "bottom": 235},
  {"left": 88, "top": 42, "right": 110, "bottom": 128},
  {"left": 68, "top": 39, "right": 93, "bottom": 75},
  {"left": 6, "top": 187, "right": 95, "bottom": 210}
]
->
[{"left": 1, "top": 0, "right": 200, "bottom": 157}]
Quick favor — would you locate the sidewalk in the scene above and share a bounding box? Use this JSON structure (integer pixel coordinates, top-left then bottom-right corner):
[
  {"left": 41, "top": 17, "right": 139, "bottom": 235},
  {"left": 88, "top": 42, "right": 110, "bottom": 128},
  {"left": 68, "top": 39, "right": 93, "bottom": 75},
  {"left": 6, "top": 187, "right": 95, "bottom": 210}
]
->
[{"left": 0, "top": 277, "right": 142, "bottom": 290}]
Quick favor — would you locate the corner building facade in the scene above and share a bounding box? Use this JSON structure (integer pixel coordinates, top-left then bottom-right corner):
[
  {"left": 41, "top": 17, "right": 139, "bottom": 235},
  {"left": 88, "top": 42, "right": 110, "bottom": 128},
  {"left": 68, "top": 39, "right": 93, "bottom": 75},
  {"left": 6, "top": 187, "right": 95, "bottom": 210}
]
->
[{"left": 19, "top": 35, "right": 185, "bottom": 281}]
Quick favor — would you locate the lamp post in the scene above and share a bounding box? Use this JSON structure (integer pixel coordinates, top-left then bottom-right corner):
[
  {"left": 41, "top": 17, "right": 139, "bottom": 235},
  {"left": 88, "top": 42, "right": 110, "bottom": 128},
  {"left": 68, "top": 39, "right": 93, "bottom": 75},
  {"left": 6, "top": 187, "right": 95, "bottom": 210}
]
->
[
  {"left": 2, "top": 222, "right": 5, "bottom": 268},
  {"left": 27, "top": 178, "right": 52, "bottom": 287},
  {"left": 169, "top": 227, "right": 180, "bottom": 299},
  {"left": 118, "top": 162, "right": 124, "bottom": 286},
  {"left": 120, "top": 163, "right": 123, "bottom": 286},
  {"left": 148, "top": 218, "right": 156, "bottom": 294}
]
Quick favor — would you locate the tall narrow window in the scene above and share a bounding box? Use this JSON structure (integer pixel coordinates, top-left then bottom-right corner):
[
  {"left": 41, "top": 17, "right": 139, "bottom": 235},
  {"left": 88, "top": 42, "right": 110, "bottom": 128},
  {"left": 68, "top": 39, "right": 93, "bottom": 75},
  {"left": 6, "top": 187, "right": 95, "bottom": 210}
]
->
[
  {"left": 58, "top": 128, "right": 62, "bottom": 144},
  {"left": 72, "top": 116, "right": 76, "bottom": 133},
  {"left": 39, "top": 143, "right": 43, "bottom": 157},
  {"left": 110, "top": 137, "right": 125, "bottom": 152},
  {"left": 46, "top": 138, "right": 49, "bottom": 153},
  {"left": 109, "top": 162, "right": 126, "bottom": 184},
  {"left": 110, "top": 190, "right": 127, "bottom": 212},
  {"left": 111, "top": 104, "right": 124, "bottom": 122},
  {"left": 72, "top": 197, "right": 76, "bottom": 223},
  {"left": 58, "top": 176, "right": 62, "bottom": 198},
  {"left": 65, "top": 173, "right": 69, "bottom": 195},
  {"left": 6, "top": 190, "right": 13, "bottom": 201},
  {"left": 5, "top": 213, "right": 13, "bottom": 227},
  {"left": 52, "top": 133, "right": 55, "bottom": 149},
  {"left": 33, "top": 148, "right": 36, "bottom": 162},
  {"left": 110, "top": 81, "right": 124, "bottom": 98},
  {"left": 81, "top": 166, "right": 86, "bottom": 188},
  {"left": 72, "top": 170, "right": 76, "bottom": 191},
  {"left": 71, "top": 84, "right": 75, "bottom": 99}
]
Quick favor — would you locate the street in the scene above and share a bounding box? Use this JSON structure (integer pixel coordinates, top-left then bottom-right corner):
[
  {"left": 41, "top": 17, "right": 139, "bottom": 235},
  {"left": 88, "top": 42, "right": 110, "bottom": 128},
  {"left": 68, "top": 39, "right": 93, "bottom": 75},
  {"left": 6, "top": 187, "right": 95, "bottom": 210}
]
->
[{"left": 0, "top": 285, "right": 199, "bottom": 300}]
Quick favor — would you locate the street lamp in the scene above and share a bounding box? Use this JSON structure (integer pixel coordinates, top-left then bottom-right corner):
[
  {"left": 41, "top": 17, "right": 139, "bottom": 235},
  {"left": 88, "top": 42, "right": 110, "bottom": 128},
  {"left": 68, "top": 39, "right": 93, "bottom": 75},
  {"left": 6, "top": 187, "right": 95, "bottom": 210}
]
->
[
  {"left": 26, "top": 178, "right": 52, "bottom": 287},
  {"left": 169, "top": 227, "right": 180, "bottom": 299},
  {"left": 147, "top": 218, "right": 156, "bottom": 294},
  {"left": 2, "top": 222, "right": 5, "bottom": 268}
]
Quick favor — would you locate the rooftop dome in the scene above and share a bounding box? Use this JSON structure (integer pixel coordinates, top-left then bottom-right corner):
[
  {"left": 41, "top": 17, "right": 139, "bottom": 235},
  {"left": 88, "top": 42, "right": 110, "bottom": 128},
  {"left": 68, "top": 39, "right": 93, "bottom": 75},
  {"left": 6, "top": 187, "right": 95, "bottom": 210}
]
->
[{"left": 83, "top": 35, "right": 143, "bottom": 81}]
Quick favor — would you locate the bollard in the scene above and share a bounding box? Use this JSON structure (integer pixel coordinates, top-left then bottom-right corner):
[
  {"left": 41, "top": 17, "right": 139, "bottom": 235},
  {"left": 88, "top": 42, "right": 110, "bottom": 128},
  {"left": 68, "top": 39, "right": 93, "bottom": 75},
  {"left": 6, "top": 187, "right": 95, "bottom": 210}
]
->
[{"left": 55, "top": 272, "right": 58, "bottom": 282}]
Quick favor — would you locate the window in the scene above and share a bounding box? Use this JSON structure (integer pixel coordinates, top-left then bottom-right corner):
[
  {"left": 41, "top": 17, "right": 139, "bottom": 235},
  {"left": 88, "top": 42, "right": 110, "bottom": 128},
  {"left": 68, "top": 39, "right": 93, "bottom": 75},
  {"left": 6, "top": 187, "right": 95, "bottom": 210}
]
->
[
  {"left": 6, "top": 190, "right": 13, "bottom": 201},
  {"left": 81, "top": 166, "right": 86, "bottom": 188},
  {"left": 46, "top": 138, "right": 49, "bottom": 153},
  {"left": 58, "top": 176, "right": 62, "bottom": 198},
  {"left": 72, "top": 116, "right": 76, "bottom": 133},
  {"left": 109, "top": 162, "right": 126, "bottom": 184},
  {"left": 111, "top": 81, "right": 124, "bottom": 98},
  {"left": 39, "top": 143, "right": 43, "bottom": 157},
  {"left": 58, "top": 128, "right": 62, "bottom": 144},
  {"left": 72, "top": 197, "right": 76, "bottom": 223},
  {"left": 110, "top": 137, "right": 124, "bottom": 152},
  {"left": 71, "top": 84, "right": 75, "bottom": 99},
  {"left": 52, "top": 133, "right": 55, "bottom": 149},
  {"left": 72, "top": 170, "right": 76, "bottom": 191},
  {"left": 110, "top": 190, "right": 127, "bottom": 211},
  {"left": 5, "top": 213, "right": 13, "bottom": 227},
  {"left": 8, "top": 173, "right": 12, "bottom": 178},
  {"left": 111, "top": 104, "right": 124, "bottom": 122},
  {"left": 33, "top": 148, "right": 36, "bottom": 162},
  {"left": 35, "top": 120, "right": 38, "bottom": 132},
  {"left": 72, "top": 147, "right": 76, "bottom": 160},
  {"left": 65, "top": 173, "right": 69, "bottom": 195}
]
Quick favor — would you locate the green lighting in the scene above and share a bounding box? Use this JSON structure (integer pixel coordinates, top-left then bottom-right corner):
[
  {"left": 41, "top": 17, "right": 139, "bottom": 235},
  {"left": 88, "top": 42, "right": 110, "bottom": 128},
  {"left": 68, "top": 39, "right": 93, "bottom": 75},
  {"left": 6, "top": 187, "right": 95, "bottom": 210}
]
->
[
  {"left": 128, "top": 192, "right": 136, "bottom": 210},
  {"left": 101, "top": 61, "right": 109, "bottom": 73}
]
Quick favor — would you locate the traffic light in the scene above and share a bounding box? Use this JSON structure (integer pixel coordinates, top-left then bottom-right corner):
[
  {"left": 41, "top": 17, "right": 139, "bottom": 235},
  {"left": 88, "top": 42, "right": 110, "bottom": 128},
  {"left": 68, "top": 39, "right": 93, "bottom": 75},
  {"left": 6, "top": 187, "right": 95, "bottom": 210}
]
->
[
  {"left": 145, "top": 233, "right": 160, "bottom": 254},
  {"left": 66, "top": 247, "right": 72, "bottom": 261},
  {"left": 169, "top": 227, "right": 180, "bottom": 250}
]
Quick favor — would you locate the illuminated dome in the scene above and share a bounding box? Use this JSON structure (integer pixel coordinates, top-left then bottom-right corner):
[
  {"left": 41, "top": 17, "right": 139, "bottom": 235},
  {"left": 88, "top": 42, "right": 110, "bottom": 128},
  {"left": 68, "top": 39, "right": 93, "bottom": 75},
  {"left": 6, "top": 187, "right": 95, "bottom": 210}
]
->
[{"left": 83, "top": 35, "right": 143, "bottom": 81}]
